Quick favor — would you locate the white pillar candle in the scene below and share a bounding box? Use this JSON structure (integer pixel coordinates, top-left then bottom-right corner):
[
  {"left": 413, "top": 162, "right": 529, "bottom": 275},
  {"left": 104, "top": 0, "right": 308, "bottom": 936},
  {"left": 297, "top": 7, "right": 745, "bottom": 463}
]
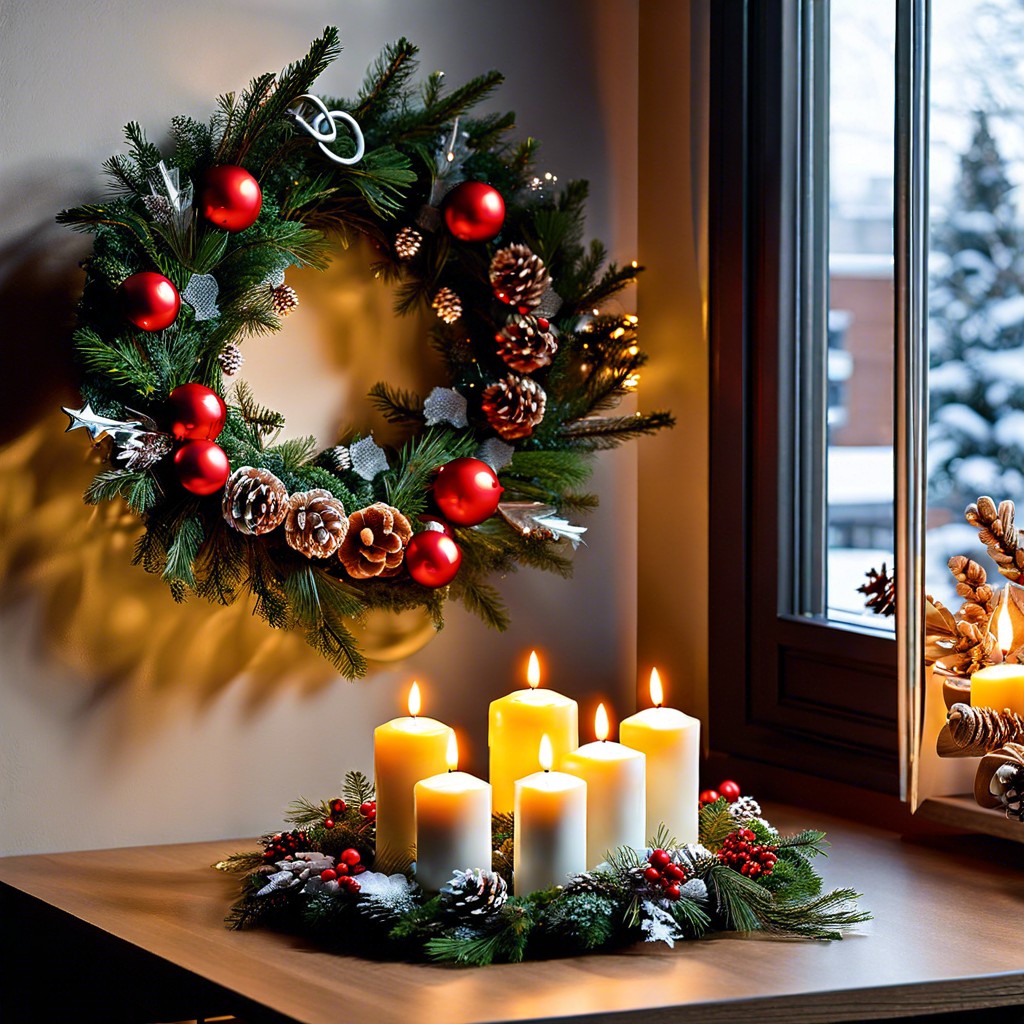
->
[
  {"left": 414, "top": 733, "right": 493, "bottom": 892},
  {"left": 489, "top": 651, "right": 579, "bottom": 813},
  {"left": 560, "top": 704, "right": 646, "bottom": 868},
  {"left": 374, "top": 682, "right": 453, "bottom": 870},
  {"left": 619, "top": 668, "right": 700, "bottom": 844},
  {"left": 513, "top": 735, "right": 587, "bottom": 895}
]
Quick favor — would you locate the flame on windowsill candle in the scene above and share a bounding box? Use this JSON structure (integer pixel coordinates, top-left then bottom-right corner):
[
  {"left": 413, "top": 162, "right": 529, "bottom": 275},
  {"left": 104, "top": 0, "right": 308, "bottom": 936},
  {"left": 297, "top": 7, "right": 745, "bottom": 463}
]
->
[
  {"left": 446, "top": 731, "right": 459, "bottom": 772},
  {"left": 408, "top": 681, "right": 421, "bottom": 718},
  {"left": 595, "top": 702, "right": 610, "bottom": 741},
  {"left": 997, "top": 587, "right": 1013, "bottom": 657},
  {"left": 528, "top": 650, "right": 541, "bottom": 690},
  {"left": 539, "top": 733, "right": 553, "bottom": 772},
  {"left": 650, "top": 667, "right": 664, "bottom": 708}
]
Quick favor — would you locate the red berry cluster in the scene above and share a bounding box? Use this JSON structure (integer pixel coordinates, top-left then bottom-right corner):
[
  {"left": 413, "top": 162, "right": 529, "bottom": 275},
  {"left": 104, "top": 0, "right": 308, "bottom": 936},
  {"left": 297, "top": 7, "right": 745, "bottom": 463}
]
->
[
  {"left": 319, "top": 848, "right": 366, "bottom": 893},
  {"left": 360, "top": 800, "right": 377, "bottom": 821},
  {"left": 717, "top": 829, "right": 778, "bottom": 879},
  {"left": 323, "top": 798, "right": 347, "bottom": 829},
  {"left": 262, "top": 829, "right": 308, "bottom": 863},
  {"left": 700, "top": 778, "right": 742, "bottom": 807},
  {"left": 642, "top": 848, "right": 690, "bottom": 901}
]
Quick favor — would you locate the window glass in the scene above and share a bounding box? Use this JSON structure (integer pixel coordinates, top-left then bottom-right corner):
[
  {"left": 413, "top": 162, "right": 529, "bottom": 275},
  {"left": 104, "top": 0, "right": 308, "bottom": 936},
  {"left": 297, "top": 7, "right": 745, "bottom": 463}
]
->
[
  {"left": 826, "top": 1, "right": 896, "bottom": 626},
  {"left": 927, "top": 0, "right": 1024, "bottom": 606}
]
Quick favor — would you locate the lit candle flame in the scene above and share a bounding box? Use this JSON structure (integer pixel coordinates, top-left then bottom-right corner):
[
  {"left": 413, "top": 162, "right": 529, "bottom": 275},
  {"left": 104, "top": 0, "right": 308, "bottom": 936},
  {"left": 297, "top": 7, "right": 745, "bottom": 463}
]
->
[
  {"left": 538, "top": 733, "right": 553, "bottom": 771},
  {"left": 997, "top": 587, "right": 1014, "bottom": 656},
  {"left": 408, "top": 681, "right": 421, "bottom": 717},
  {"left": 595, "top": 702, "right": 610, "bottom": 741},
  {"left": 446, "top": 731, "right": 459, "bottom": 771},
  {"left": 527, "top": 650, "right": 541, "bottom": 689},
  {"left": 650, "top": 667, "right": 664, "bottom": 707}
]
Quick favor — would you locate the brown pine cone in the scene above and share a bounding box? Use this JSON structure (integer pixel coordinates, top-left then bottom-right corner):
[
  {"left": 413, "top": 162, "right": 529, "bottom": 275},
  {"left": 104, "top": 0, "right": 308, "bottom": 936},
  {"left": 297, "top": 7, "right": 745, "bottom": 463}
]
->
[
  {"left": 489, "top": 244, "right": 551, "bottom": 312},
  {"left": 218, "top": 343, "right": 244, "bottom": 376},
  {"left": 284, "top": 489, "right": 349, "bottom": 559},
  {"left": 394, "top": 226, "right": 423, "bottom": 260},
  {"left": 481, "top": 375, "right": 547, "bottom": 440},
  {"left": 338, "top": 502, "right": 413, "bottom": 579},
  {"left": 495, "top": 314, "right": 558, "bottom": 373},
  {"left": 431, "top": 286, "right": 462, "bottom": 324},
  {"left": 271, "top": 284, "right": 299, "bottom": 317},
  {"left": 222, "top": 466, "right": 289, "bottom": 536},
  {"left": 966, "top": 497, "right": 1023, "bottom": 582}
]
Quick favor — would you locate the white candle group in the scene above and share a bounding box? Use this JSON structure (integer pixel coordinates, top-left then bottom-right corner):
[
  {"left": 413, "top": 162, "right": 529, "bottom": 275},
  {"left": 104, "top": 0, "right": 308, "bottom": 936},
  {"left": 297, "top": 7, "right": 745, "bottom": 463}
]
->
[
  {"left": 561, "top": 704, "right": 645, "bottom": 868},
  {"left": 414, "top": 734, "right": 493, "bottom": 892},
  {"left": 370, "top": 663, "right": 700, "bottom": 895},
  {"left": 514, "top": 736, "right": 587, "bottom": 895},
  {"left": 619, "top": 669, "right": 700, "bottom": 844}
]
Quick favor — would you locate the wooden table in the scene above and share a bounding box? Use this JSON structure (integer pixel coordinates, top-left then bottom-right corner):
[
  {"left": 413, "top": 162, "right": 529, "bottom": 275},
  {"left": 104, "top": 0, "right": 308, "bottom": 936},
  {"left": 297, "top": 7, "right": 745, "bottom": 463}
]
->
[{"left": 2, "top": 805, "right": 1022, "bottom": 1024}]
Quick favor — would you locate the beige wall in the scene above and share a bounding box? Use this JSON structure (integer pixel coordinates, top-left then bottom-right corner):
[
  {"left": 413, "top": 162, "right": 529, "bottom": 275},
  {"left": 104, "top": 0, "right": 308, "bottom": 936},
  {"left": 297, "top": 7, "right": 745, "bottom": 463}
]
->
[{"left": 0, "top": 0, "right": 651, "bottom": 855}]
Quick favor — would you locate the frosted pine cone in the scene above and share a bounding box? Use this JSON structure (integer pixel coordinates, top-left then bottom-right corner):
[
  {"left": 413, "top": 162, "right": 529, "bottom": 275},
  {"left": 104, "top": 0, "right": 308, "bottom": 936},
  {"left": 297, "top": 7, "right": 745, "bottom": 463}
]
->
[
  {"left": 222, "top": 466, "right": 289, "bottom": 536},
  {"left": 481, "top": 375, "right": 547, "bottom": 440},
  {"left": 728, "top": 796, "right": 763, "bottom": 824},
  {"left": 218, "top": 343, "right": 244, "bottom": 376},
  {"left": 271, "top": 284, "right": 299, "bottom": 317},
  {"left": 439, "top": 869, "right": 508, "bottom": 919},
  {"left": 114, "top": 432, "right": 173, "bottom": 471},
  {"left": 394, "top": 226, "right": 423, "bottom": 260},
  {"left": 338, "top": 502, "right": 413, "bottom": 579},
  {"left": 284, "top": 489, "right": 349, "bottom": 559},
  {"left": 495, "top": 314, "right": 558, "bottom": 373},
  {"left": 489, "top": 244, "right": 551, "bottom": 312},
  {"left": 432, "top": 286, "right": 462, "bottom": 323}
]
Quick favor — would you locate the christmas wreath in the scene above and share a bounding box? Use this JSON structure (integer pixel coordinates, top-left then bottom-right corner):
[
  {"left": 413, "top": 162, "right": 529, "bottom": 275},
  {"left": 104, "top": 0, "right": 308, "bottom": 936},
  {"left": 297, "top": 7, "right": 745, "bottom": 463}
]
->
[
  {"left": 58, "top": 29, "right": 672, "bottom": 677},
  {"left": 217, "top": 776, "right": 870, "bottom": 966}
]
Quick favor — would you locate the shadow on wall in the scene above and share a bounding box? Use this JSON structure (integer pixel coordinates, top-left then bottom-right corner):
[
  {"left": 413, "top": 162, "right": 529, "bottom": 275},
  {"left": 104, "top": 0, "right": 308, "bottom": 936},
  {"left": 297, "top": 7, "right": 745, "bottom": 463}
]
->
[{"left": 0, "top": 179, "right": 449, "bottom": 720}]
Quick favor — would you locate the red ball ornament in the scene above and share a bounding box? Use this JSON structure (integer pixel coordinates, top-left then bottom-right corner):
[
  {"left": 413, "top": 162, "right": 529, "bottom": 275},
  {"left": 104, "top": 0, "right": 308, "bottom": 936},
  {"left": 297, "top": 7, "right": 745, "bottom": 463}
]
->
[
  {"left": 118, "top": 271, "right": 180, "bottom": 332},
  {"left": 442, "top": 181, "right": 505, "bottom": 242},
  {"left": 699, "top": 789, "right": 721, "bottom": 808},
  {"left": 167, "top": 383, "right": 227, "bottom": 441},
  {"left": 173, "top": 439, "right": 230, "bottom": 495},
  {"left": 432, "top": 457, "right": 503, "bottom": 526},
  {"left": 323, "top": 818, "right": 335, "bottom": 830},
  {"left": 320, "top": 868, "right": 337, "bottom": 882},
  {"left": 200, "top": 165, "right": 262, "bottom": 232},
  {"left": 406, "top": 529, "right": 462, "bottom": 588},
  {"left": 718, "top": 779, "right": 742, "bottom": 803},
  {"left": 649, "top": 849, "right": 671, "bottom": 869},
  {"left": 340, "top": 848, "right": 362, "bottom": 866}
]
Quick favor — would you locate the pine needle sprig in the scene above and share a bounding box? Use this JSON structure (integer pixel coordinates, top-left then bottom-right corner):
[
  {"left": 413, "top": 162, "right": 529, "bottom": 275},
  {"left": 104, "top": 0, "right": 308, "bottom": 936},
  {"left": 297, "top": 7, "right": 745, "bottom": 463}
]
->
[{"left": 343, "top": 770, "right": 375, "bottom": 808}]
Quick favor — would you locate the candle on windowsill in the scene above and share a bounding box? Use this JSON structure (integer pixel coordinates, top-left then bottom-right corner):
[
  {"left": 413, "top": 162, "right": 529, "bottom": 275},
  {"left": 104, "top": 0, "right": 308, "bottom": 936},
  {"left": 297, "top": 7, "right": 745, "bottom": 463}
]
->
[
  {"left": 489, "top": 651, "right": 579, "bottom": 813},
  {"left": 414, "top": 733, "right": 492, "bottom": 892},
  {"left": 561, "top": 703, "right": 646, "bottom": 868},
  {"left": 971, "top": 588, "right": 1024, "bottom": 714},
  {"left": 514, "top": 735, "right": 587, "bottom": 895},
  {"left": 374, "top": 681, "right": 453, "bottom": 870},
  {"left": 619, "top": 668, "right": 700, "bottom": 844}
]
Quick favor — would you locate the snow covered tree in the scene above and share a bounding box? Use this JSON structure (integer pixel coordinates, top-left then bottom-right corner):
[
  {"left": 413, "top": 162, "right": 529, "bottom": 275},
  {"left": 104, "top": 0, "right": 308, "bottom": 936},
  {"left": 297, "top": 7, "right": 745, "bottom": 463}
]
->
[{"left": 929, "top": 111, "right": 1024, "bottom": 515}]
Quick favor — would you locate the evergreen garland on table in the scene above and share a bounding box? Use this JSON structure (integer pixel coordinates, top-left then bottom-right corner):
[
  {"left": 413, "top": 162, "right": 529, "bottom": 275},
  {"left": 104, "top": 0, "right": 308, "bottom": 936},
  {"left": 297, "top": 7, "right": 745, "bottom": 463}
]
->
[
  {"left": 59, "top": 28, "right": 673, "bottom": 678},
  {"left": 218, "top": 790, "right": 870, "bottom": 966}
]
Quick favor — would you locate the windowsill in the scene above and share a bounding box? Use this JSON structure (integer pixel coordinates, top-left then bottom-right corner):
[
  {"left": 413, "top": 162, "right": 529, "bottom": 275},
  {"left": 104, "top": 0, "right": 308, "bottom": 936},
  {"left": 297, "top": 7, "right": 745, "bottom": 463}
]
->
[{"left": 1, "top": 804, "right": 1021, "bottom": 1023}]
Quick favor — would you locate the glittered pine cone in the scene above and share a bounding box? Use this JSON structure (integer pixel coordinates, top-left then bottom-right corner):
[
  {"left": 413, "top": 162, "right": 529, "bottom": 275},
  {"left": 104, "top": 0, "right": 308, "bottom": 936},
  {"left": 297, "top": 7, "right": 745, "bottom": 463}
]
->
[
  {"left": 338, "top": 502, "right": 413, "bottom": 579},
  {"left": 284, "top": 489, "right": 349, "bottom": 559},
  {"left": 439, "top": 869, "right": 508, "bottom": 919},
  {"left": 489, "top": 244, "right": 551, "bottom": 312},
  {"left": 481, "top": 375, "right": 547, "bottom": 440},
  {"left": 495, "top": 313, "right": 558, "bottom": 373},
  {"left": 222, "top": 466, "right": 289, "bottom": 536}
]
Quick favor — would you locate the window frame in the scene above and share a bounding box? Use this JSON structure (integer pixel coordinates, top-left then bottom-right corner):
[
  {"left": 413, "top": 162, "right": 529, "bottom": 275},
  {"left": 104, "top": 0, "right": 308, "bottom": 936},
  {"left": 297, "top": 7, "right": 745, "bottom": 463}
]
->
[{"left": 707, "top": 0, "right": 905, "bottom": 793}]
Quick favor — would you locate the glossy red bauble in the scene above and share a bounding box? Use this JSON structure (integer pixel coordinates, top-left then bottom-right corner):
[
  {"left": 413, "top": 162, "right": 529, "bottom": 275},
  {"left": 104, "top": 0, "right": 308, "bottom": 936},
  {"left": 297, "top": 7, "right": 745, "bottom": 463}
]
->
[
  {"left": 699, "top": 789, "right": 721, "bottom": 808},
  {"left": 405, "top": 529, "right": 463, "bottom": 588},
  {"left": 718, "top": 779, "right": 742, "bottom": 803},
  {"left": 118, "top": 271, "right": 180, "bottom": 332},
  {"left": 200, "top": 165, "right": 262, "bottom": 232},
  {"left": 442, "top": 181, "right": 505, "bottom": 242},
  {"left": 167, "top": 383, "right": 227, "bottom": 441},
  {"left": 432, "top": 457, "right": 503, "bottom": 526},
  {"left": 173, "top": 439, "right": 230, "bottom": 495}
]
